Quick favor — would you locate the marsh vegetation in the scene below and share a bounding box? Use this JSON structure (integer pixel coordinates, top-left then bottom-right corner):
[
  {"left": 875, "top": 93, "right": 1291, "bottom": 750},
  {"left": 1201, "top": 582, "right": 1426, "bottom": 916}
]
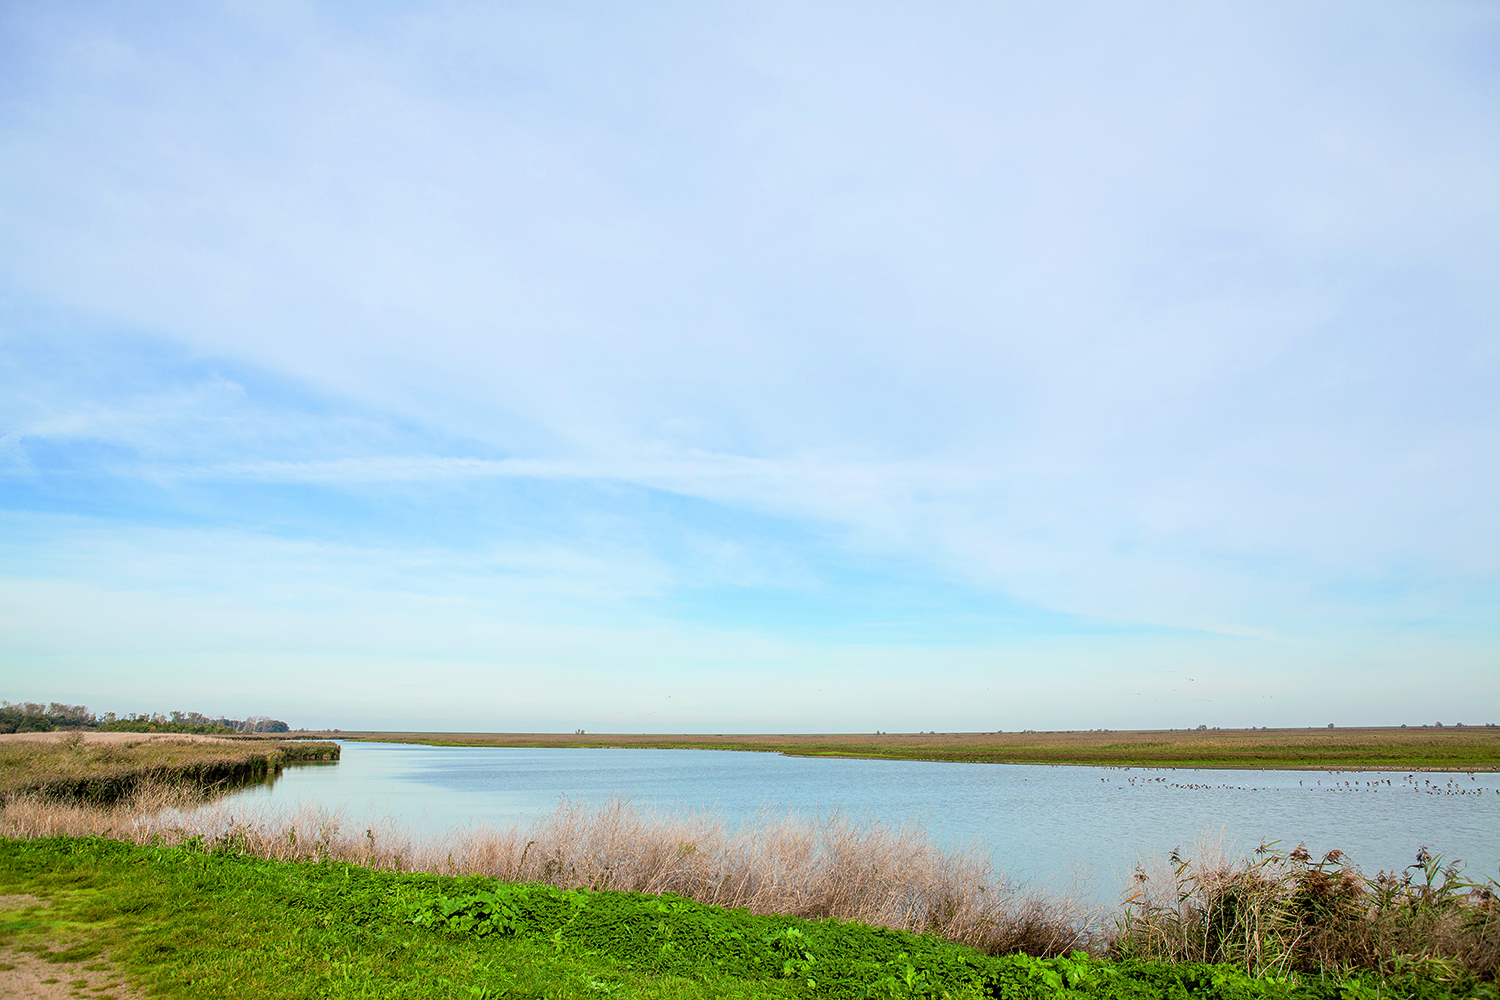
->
[
  {"left": 0, "top": 732, "right": 338, "bottom": 803},
  {"left": 343, "top": 727, "right": 1500, "bottom": 771}
]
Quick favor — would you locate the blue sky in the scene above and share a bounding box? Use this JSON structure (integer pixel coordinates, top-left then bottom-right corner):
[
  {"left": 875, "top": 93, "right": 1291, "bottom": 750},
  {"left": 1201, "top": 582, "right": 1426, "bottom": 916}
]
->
[{"left": 1, "top": 1, "right": 1496, "bottom": 731}]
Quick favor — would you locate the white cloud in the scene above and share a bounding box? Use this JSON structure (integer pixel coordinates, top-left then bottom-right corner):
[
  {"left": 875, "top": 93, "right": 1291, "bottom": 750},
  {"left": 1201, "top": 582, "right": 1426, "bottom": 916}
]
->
[{"left": 0, "top": 1, "right": 1496, "bottom": 723}]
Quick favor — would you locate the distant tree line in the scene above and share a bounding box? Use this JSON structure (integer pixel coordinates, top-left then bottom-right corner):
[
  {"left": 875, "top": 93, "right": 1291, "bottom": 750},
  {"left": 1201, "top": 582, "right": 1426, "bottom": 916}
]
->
[{"left": 0, "top": 702, "right": 291, "bottom": 735}]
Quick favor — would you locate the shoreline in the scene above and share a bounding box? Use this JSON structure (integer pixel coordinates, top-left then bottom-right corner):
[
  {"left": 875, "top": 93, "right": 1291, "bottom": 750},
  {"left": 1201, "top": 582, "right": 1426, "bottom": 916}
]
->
[{"left": 324, "top": 726, "right": 1500, "bottom": 771}]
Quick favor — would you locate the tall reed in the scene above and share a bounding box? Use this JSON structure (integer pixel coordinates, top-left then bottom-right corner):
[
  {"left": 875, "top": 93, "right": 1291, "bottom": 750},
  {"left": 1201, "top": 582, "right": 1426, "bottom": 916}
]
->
[{"left": 1113, "top": 835, "right": 1499, "bottom": 980}]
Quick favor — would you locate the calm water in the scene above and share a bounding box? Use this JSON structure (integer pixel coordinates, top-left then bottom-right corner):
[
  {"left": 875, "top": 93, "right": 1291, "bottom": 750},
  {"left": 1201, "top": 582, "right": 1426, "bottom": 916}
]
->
[{"left": 223, "top": 742, "right": 1500, "bottom": 900}]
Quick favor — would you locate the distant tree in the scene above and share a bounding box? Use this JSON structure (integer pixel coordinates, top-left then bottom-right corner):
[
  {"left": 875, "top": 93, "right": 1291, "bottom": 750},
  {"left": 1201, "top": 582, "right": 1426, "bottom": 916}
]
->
[
  {"left": 0, "top": 702, "right": 55, "bottom": 734},
  {"left": 46, "top": 703, "right": 95, "bottom": 727},
  {"left": 7, "top": 700, "right": 292, "bottom": 735}
]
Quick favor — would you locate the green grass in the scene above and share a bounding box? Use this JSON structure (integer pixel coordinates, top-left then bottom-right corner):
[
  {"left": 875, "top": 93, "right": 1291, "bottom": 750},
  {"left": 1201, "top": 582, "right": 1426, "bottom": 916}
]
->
[
  {"left": 0, "top": 837, "right": 792, "bottom": 1000},
  {"left": 1, "top": 837, "right": 1488, "bottom": 999},
  {"left": 334, "top": 728, "right": 1500, "bottom": 772}
]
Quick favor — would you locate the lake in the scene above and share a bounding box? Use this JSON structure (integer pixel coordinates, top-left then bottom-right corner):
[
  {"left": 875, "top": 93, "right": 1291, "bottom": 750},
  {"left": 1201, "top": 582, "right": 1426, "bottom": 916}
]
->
[{"left": 220, "top": 741, "right": 1500, "bottom": 901}]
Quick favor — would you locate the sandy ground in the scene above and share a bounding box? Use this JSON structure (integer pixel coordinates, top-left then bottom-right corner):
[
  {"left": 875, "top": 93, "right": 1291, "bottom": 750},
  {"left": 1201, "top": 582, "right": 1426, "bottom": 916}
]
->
[
  {"left": 0, "top": 731, "right": 234, "bottom": 746},
  {"left": 0, "top": 896, "right": 142, "bottom": 1000}
]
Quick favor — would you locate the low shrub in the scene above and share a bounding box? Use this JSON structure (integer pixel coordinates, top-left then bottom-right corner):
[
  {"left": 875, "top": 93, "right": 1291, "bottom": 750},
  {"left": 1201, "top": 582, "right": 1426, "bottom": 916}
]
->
[{"left": 1114, "top": 840, "right": 1500, "bottom": 982}]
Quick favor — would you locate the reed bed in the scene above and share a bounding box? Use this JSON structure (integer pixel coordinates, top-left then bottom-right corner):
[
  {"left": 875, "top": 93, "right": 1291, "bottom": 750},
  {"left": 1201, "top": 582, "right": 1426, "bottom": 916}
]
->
[
  {"left": 1114, "top": 834, "right": 1500, "bottom": 980},
  {"left": 0, "top": 732, "right": 337, "bottom": 802}
]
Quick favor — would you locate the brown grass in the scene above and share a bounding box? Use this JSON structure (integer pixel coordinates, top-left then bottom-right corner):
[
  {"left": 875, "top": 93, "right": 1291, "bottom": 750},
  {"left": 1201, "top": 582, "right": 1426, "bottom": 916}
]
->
[
  {"left": 0, "top": 732, "right": 338, "bottom": 802},
  {"left": 1114, "top": 835, "right": 1500, "bottom": 980}
]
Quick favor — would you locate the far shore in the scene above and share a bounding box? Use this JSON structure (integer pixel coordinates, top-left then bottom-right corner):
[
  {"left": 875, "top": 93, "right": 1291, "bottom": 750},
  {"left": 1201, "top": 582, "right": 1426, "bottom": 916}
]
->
[{"left": 321, "top": 726, "right": 1500, "bottom": 771}]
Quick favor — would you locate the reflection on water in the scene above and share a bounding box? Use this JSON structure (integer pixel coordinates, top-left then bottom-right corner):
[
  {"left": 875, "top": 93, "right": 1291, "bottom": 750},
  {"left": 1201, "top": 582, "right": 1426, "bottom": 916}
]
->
[
  {"left": 217, "top": 741, "right": 1500, "bottom": 900},
  {"left": 212, "top": 759, "right": 340, "bottom": 798}
]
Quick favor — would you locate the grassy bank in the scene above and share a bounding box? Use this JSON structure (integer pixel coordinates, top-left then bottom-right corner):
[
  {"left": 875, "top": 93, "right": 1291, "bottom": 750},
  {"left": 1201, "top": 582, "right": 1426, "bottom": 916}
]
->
[
  {"left": 2, "top": 836, "right": 1492, "bottom": 1000},
  {"left": 2, "top": 788, "right": 1495, "bottom": 991},
  {"left": 0, "top": 734, "right": 339, "bottom": 804},
  {"left": 334, "top": 728, "right": 1500, "bottom": 771},
  {"left": 0, "top": 791, "right": 1085, "bottom": 958}
]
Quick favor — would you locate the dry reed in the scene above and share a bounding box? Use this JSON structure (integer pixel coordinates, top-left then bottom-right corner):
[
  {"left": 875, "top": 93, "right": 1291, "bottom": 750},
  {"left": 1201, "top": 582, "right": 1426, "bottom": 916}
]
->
[
  {"left": 0, "top": 733, "right": 334, "bottom": 802},
  {"left": 1114, "top": 834, "right": 1500, "bottom": 980}
]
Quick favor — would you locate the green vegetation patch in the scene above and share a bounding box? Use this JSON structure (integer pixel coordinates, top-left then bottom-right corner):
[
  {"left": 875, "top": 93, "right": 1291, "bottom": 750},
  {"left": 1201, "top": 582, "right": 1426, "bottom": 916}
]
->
[
  {"left": 0, "top": 837, "right": 793, "bottom": 1000},
  {"left": 409, "top": 883, "right": 993, "bottom": 996},
  {"left": 0, "top": 837, "right": 1487, "bottom": 999}
]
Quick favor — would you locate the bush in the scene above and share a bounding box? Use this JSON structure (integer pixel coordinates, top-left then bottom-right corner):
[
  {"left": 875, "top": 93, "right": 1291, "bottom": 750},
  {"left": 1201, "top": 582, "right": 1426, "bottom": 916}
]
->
[{"left": 1113, "top": 841, "right": 1499, "bottom": 981}]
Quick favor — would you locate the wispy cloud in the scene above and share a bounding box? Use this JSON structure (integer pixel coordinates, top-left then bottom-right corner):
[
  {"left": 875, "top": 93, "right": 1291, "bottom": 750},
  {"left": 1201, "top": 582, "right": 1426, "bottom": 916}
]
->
[{"left": 0, "top": 1, "right": 1496, "bottom": 725}]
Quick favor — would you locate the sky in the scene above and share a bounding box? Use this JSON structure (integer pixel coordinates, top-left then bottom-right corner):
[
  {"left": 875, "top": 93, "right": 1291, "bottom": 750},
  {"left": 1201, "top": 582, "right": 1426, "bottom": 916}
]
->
[{"left": 1, "top": 1, "right": 1496, "bottom": 732}]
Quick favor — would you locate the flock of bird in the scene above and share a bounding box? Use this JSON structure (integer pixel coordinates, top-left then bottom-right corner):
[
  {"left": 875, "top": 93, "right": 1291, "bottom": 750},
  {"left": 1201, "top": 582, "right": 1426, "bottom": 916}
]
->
[{"left": 1095, "top": 772, "right": 1497, "bottom": 794}]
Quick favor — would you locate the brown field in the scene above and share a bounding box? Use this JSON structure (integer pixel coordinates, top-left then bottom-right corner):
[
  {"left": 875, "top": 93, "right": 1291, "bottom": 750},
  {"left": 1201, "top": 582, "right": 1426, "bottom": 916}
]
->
[
  {"left": 332, "top": 726, "right": 1500, "bottom": 770},
  {"left": 0, "top": 731, "right": 340, "bottom": 802}
]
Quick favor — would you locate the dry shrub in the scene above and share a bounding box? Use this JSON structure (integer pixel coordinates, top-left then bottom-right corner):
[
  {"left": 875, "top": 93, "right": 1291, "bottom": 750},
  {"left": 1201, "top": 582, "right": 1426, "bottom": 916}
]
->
[
  {"left": 1114, "top": 837, "right": 1500, "bottom": 980},
  {"left": 0, "top": 789, "right": 1095, "bottom": 957},
  {"left": 0, "top": 778, "right": 208, "bottom": 840},
  {"left": 435, "top": 800, "right": 1095, "bottom": 956}
]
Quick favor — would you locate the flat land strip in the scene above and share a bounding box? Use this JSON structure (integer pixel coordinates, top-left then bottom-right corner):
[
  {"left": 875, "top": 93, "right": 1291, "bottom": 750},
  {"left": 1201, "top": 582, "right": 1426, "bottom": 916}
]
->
[
  {"left": 0, "top": 732, "right": 340, "bottom": 802},
  {"left": 337, "top": 727, "right": 1500, "bottom": 771}
]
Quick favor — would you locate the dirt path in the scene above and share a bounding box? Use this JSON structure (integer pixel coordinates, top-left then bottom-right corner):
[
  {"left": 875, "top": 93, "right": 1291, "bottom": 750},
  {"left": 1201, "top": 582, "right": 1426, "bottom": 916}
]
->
[
  {"left": 0, "top": 896, "right": 142, "bottom": 1000},
  {"left": 0, "top": 947, "right": 143, "bottom": 1000}
]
